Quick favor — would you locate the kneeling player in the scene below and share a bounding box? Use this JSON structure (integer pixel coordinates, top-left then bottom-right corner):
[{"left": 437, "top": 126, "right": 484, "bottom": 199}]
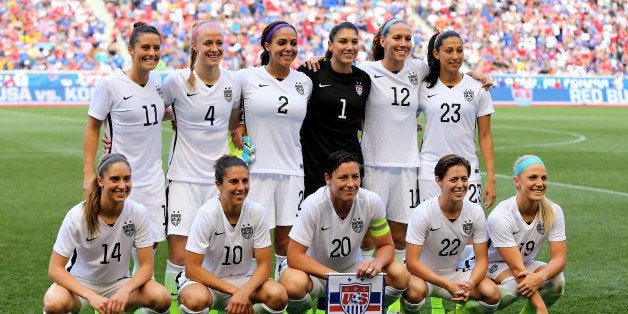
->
[{"left": 406, "top": 154, "right": 500, "bottom": 313}]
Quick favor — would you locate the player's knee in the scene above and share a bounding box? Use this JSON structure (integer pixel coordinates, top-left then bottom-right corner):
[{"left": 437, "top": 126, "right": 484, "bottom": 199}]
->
[
  {"left": 548, "top": 272, "right": 565, "bottom": 294},
  {"left": 263, "top": 281, "right": 289, "bottom": 310},
  {"left": 384, "top": 261, "right": 409, "bottom": 290},
  {"left": 404, "top": 275, "right": 428, "bottom": 303},
  {"left": 478, "top": 278, "right": 500, "bottom": 304},
  {"left": 179, "top": 289, "right": 211, "bottom": 312},
  {"left": 279, "top": 269, "right": 310, "bottom": 299},
  {"left": 43, "top": 298, "right": 72, "bottom": 314}
]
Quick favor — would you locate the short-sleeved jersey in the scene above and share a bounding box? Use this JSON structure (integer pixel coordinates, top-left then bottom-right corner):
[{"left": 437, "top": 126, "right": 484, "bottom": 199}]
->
[
  {"left": 358, "top": 59, "right": 428, "bottom": 167},
  {"left": 289, "top": 186, "right": 387, "bottom": 270},
  {"left": 406, "top": 197, "right": 487, "bottom": 273},
  {"left": 163, "top": 68, "right": 239, "bottom": 184},
  {"left": 298, "top": 60, "right": 371, "bottom": 189},
  {"left": 52, "top": 200, "right": 153, "bottom": 286},
  {"left": 89, "top": 69, "right": 165, "bottom": 187},
  {"left": 418, "top": 75, "right": 494, "bottom": 181},
  {"left": 235, "top": 67, "right": 312, "bottom": 176},
  {"left": 487, "top": 196, "right": 566, "bottom": 264},
  {"left": 185, "top": 197, "right": 271, "bottom": 278}
]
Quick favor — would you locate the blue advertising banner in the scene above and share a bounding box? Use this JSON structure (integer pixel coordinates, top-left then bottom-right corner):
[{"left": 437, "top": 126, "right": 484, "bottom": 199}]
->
[{"left": 1, "top": 71, "right": 627, "bottom": 106}]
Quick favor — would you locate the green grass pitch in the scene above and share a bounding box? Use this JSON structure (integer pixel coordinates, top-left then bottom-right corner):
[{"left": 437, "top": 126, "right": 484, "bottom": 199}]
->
[{"left": 0, "top": 105, "right": 626, "bottom": 312}]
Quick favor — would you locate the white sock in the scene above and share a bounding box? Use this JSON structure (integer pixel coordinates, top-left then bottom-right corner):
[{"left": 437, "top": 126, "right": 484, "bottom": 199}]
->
[
  {"left": 274, "top": 254, "right": 286, "bottom": 279},
  {"left": 384, "top": 285, "right": 405, "bottom": 308},
  {"left": 401, "top": 296, "right": 425, "bottom": 313},
  {"left": 141, "top": 307, "right": 170, "bottom": 313},
  {"left": 260, "top": 302, "right": 287, "bottom": 314},
  {"left": 287, "top": 294, "right": 312, "bottom": 313},
  {"left": 164, "top": 260, "right": 185, "bottom": 296},
  {"left": 394, "top": 249, "right": 405, "bottom": 263},
  {"left": 478, "top": 300, "right": 499, "bottom": 312},
  {"left": 361, "top": 248, "right": 375, "bottom": 259},
  {"left": 179, "top": 303, "right": 208, "bottom": 314}
]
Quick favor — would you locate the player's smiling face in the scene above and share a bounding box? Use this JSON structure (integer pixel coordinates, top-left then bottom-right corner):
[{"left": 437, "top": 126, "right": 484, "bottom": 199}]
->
[
  {"left": 193, "top": 26, "right": 223, "bottom": 67},
  {"left": 514, "top": 163, "right": 547, "bottom": 202},
  {"left": 265, "top": 26, "right": 298, "bottom": 68},
  {"left": 437, "top": 164, "right": 469, "bottom": 203},
  {"left": 217, "top": 166, "right": 250, "bottom": 209},
  {"left": 128, "top": 33, "right": 161, "bottom": 72},
  {"left": 434, "top": 36, "right": 464, "bottom": 74},
  {"left": 381, "top": 23, "right": 412, "bottom": 63},
  {"left": 98, "top": 162, "right": 132, "bottom": 205},
  {"left": 326, "top": 161, "right": 360, "bottom": 207},
  {"left": 329, "top": 28, "right": 359, "bottom": 66}
]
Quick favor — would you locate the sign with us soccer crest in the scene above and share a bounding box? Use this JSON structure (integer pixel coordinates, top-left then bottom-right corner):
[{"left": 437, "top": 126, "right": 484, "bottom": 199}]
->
[{"left": 327, "top": 273, "right": 385, "bottom": 314}]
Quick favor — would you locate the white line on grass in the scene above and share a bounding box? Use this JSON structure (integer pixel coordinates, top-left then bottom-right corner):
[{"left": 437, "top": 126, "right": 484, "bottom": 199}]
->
[
  {"left": 0, "top": 108, "right": 85, "bottom": 123},
  {"left": 494, "top": 126, "right": 586, "bottom": 149},
  {"left": 494, "top": 173, "right": 628, "bottom": 197}
]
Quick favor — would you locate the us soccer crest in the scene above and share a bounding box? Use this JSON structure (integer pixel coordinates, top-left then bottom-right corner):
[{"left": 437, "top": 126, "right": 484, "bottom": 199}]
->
[
  {"left": 462, "top": 220, "right": 473, "bottom": 236},
  {"left": 241, "top": 223, "right": 253, "bottom": 239},
  {"left": 408, "top": 71, "right": 419, "bottom": 86},
  {"left": 223, "top": 87, "right": 232, "bottom": 102},
  {"left": 123, "top": 221, "right": 135, "bottom": 237},
  {"left": 355, "top": 82, "right": 363, "bottom": 96},
  {"left": 536, "top": 222, "right": 545, "bottom": 235},
  {"left": 295, "top": 82, "right": 304, "bottom": 95},
  {"left": 327, "top": 273, "right": 384, "bottom": 314},
  {"left": 351, "top": 218, "right": 364, "bottom": 233},
  {"left": 488, "top": 263, "right": 498, "bottom": 274},
  {"left": 463, "top": 89, "right": 474, "bottom": 102},
  {"left": 170, "top": 211, "right": 181, "bottom": 226},
  {"left": 155, "top": 85, "right": 163, "bottom": 99}
]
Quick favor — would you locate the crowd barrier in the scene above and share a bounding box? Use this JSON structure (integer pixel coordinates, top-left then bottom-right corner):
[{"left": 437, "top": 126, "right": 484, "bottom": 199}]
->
[{"left": 1, "top": 71, "right": 627, "bottom": 106}]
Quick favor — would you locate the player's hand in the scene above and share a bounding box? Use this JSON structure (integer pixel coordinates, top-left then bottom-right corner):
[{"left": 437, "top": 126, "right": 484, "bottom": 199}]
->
[
  {"left": 83, "top": 172, "right": 95, "bottom": 195},
  {"left": 225, "top": 287, "right": 254, "bottom": 314},
  {"left": 446, "top": 281, "right": 470, "bottom": 303},
  {"left": 467, "top": 71, "right": 494, "bottom": 91},
  {"left": 171, "top": 118, "right": 177, "bottom": 131},
  {"left": 516, "top": 271, "right": 544, "bottom": 297},
  {"left": 482, "top": 178, "right": 496, "bottom": 209},
  {"left": 303, "top": 56, "right": 324, "bottom": 72},
  {"left": 231, "top": 124, "right": 246, "bottom": 149},
  {"left": 102, "top": 135, "right": 111, "bottom": 151},
  {"left": 357, "top": 260, "right": 381, "bottom": 278},
  {"left": 417, "top": 123, "right": 423, "bottom": 132},
  {"left": 87, "top": 294, "right": 109, "bottom": 314},
  {"left": 107, "top": 287, "right": 130, "bottom": 313}
]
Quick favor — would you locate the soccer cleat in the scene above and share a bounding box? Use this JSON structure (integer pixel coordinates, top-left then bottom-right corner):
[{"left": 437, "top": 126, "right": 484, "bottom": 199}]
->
[{"left": 430, "top": 297, "right": 446, "bottom": 314}]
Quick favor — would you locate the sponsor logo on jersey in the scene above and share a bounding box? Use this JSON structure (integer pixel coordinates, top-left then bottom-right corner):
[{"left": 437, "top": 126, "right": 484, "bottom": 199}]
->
[
  {"left": 241, "top": 223, "right": 253, "bottom": 239},
  {"left": 351, "top": 218, "right": 364, "bottom": 233},
  {"left": 295, "top": 82, "right": 305, "bottom": 95},
  {"left": 224, "top": 87, "right": 233, "bottom": 102},
  {"left": 170, "top": 211, "right": 181, "bottom": 226},
  {"left": 463, "top": 220, "right": 473, "bottom": 236},
  {"left": 536, "top": 222, "right": 545, "bottom": 235},
  {"left": 408, "top": 71, "right": 418, "bottom": 86},
  {"left": 123, "top": 221, "right": 135, "bottom": 237},
  {"left": 464, "top": 89, "right": 474, "bottom": 102},
  {"left": 488, "top": 263, "right": 498, "bottom": 273},
  {"left": 355, "top": 82, "right": 363, "bottom": 96},
  {"left": 122, "top": 95, "right": 134, "bottom": 100},
  {"left": 339, "top": 283, "right": 370, "bottom": 314}
]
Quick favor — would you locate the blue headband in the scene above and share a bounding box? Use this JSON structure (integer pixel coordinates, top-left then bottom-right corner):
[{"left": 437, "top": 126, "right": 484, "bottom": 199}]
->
[
  {"left": 381, "top": 18, "right": 408, "bottom": 36},
  {"left": 514, "top": 156, "right": 544, "bottom": 176},
  {"left": 265, "top": 23, "right": 294, "bottom": 44}
]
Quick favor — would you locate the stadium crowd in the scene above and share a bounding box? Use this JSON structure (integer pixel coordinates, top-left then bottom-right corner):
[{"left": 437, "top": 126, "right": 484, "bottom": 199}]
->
[{"left": 1, "top": 0, "right": 626, "bottom": 75}]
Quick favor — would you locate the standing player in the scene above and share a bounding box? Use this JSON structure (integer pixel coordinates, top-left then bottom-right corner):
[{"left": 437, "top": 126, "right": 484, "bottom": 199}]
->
[
  {"left": 83, "top": 22, "right": 168, "bottom": 271},
  {"left": 177, "top": 155, "right": 287, "bottom": 314},
  {"left": 161, "top": 20, "right": 241, "bottom": 299},
  {"left": 43, "top": 154, "right": 171, "bottom": 314},
  {"left": 232, "top": 20, "right": 313, "bottom": 277},
  {"left": 298, "top": 21, "right": 371, "bottom": 197},
  {"left": 279, "top": 151, "right": 418, "bottom": 313},
  {"left": 405, "top": 154, "right": 500, "bottom": 313},
  {"left": 486, "top": 155, "right": 566, "bottom": 313},
  {"left": 418, "top": 30, "right": 496, "bottom": 209}
]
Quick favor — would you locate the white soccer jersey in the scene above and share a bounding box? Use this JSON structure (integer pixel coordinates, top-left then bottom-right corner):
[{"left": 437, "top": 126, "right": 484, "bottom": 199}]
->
[
  {"left": 418, "top": 75, "right": 494, "bottom": 181},
  {"left": 487, "top": 196, "right": 566, "bottom": 264},
  {"left": 289, "top": 186, "right": 387, "bottom": 270},
  {"left": 358, "top": 59, "right": 428, "bottom": 167},
  {"left": 406, "top": 197, "right": 488, "bottom": 273},
  {"left": 235, "top": 67, "right": 312, "bottom": 176},
  {"left": 185, "top": 197, "right": 271, "bottom": 278},
  {"left": 52, "top": 200, "right": 153, "bottom": 286},
  {"left": 163, "top": 68, "right": 239, "bottom": 184},
  {"left": 89, "top": 69, "right": 165, "bottom": 187}
]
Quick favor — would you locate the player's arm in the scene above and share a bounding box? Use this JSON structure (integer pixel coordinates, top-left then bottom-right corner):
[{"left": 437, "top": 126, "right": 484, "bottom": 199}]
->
[
  {"left": 466, "top": 241, "right": 490, "bottom": 292},
  {"left": 226, "top": 245, "right": 273, "bottom": 314},
  {"left": 107, "top": 245, "right": 154, "bottom": 312},
  {"left": 496, "top": 246, "right": 546, "bottom": 311},
  {"left": 406, "top": 243, "right": 467, "bottom": 302},
  {"left": 287, "top": 239, "right": 336, "bottom": 279},
  {"left": 365, "top": 219, "right": 394, "bottom": 277},
  {"left": 516, "top": 240, "right": 566, "bottom": 297},
  {"left": 163, "top": 104, "right": 173, "bottom": 121},
  {"left": 184, "top": 250, "right": 240, "bottom": 295},
  {"left": 477, "top": 114, "right": 496, "bottom": 208},
  {"left": 48, "top": 251, "right": 109, "bottom": 311},
  {"left": 465, "top": 71, "right": 493, "bottom": 90},
  {"left": 83, "top": 116, "right": 103, "bottom": 194}
]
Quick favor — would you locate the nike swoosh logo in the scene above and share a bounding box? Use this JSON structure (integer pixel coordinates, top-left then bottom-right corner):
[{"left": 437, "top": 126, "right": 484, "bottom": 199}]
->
[
  {"left": 187, "top": 93, "right": 198, "bottom": 97},
  {"left": 430, "top": 227, "right": 441, "bottom": 231},
  {"left": 214, "top": 231, "right": 225, "bottom": 236},
  {"left": 86, "top": 236, "right": 100, "bottom": 242},
  {"left": 513, "top": 230, "right": 520, "bottom": 234},
  {"left": 259, "top": 84, "right": 269, "bottom": 87},
  {"left": 123, "top": 95, "right": 134, "bottom": 100},
  {"left": 321, "top": 226, "right": 330, "bottom": 231},
  {"left": 427, "top": 94, "right": 437, "bottom": 98},
  {"left": 374, "top": 75, "right": 384, "bottom": 78},
  {"left": 318, "top": 83, "right": 332, "bottom": 88}
]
